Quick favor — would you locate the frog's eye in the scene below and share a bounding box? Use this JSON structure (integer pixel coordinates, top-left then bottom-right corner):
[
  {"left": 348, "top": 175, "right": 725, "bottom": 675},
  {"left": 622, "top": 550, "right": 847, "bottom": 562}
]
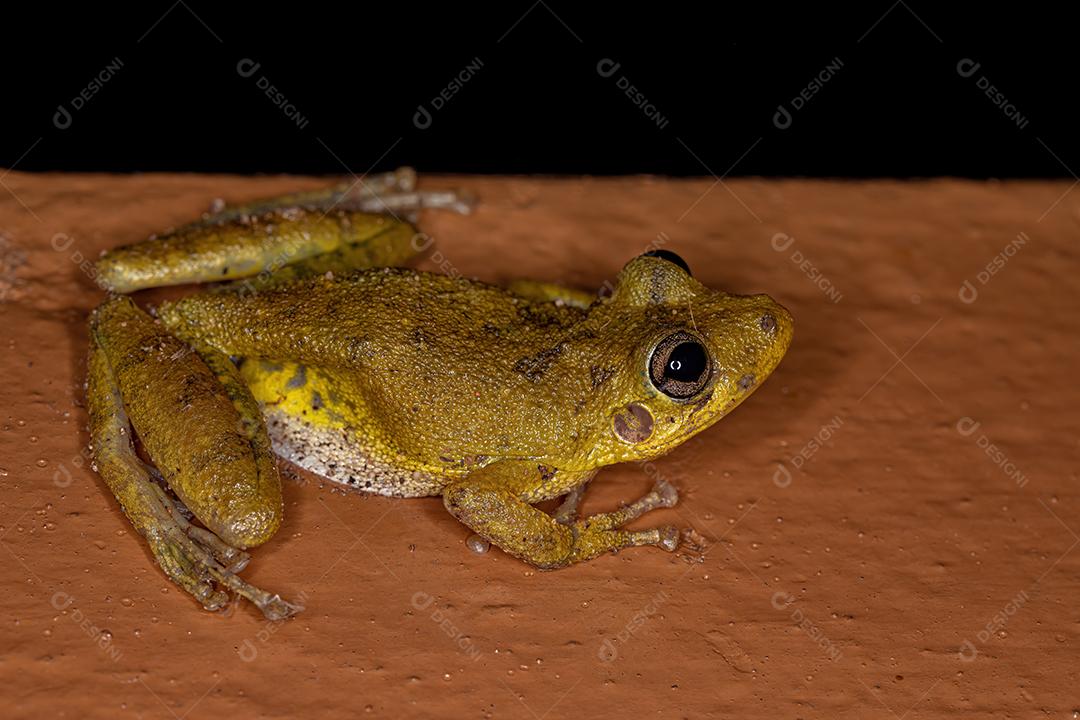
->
[
  {"left": 641, "top": 249, "right": 691, "bottom": 276},
  {"left": 649, "top": 331, "right": 711, "bottom": 399}
]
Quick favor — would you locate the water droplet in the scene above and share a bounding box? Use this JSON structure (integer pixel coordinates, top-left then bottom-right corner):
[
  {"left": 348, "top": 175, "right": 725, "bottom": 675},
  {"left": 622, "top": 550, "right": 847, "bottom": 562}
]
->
[
  {"left": 35, "top": 459, "right": 48, "bottom": 468},
  {"left": 120, "top": 598, "right": 133, "bottom": 607},
  {"left": 466, "top": 534, "right": 490, "bottom": 554}
]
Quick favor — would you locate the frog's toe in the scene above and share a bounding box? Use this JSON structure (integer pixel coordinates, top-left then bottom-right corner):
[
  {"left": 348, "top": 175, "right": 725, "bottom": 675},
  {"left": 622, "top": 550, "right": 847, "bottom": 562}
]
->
[
  {"left": 657, "top": 525, "right": 680, "bottom": 552},
  {"left": 173, "top": 510, "right": 252, "bottom": 573},
  {"left": 149, "top": 531, "right": 231, "bottom": 611},
  {"left": 259, "top": 594, "right": 305, "bottom": 621},
  {"left": 654, "top": 479, "right": 679, "bottom": 508}
]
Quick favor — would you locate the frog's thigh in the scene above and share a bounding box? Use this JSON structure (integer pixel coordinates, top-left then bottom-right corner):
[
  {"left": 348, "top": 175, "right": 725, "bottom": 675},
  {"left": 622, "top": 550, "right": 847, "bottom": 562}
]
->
[
  {"left": 88, "top": 296, "right": 299, "bottom": 618},
  {"left": 443, "top": 462, "right": 679, "bottom": 569}
]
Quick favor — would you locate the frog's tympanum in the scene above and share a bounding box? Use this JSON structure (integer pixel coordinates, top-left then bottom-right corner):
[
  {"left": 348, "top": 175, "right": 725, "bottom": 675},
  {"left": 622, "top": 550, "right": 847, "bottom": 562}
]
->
[{"left": 86, "top": 169, "right": 793, "bottom": 618}]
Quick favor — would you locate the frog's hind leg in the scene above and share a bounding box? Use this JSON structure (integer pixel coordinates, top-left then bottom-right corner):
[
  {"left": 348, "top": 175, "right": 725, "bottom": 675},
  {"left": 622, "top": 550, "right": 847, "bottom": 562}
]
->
[
  {"left": 444, "top": 462, "right": 681, "bottom": 569},
  {"left": 95, "top": 168, "right": 475, "bottom": 293},
  {"left": 88, "top": 296, "right": 301, "bottom": 619}
]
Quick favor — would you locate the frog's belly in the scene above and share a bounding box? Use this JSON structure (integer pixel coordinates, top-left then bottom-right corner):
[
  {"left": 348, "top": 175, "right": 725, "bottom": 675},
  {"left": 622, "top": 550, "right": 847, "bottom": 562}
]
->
[
  {"left": 262, "top": 409, "right": 445, "bottom": 497},
  {"left": 240, "top": 360, "right": 447, "bottom": 497}
]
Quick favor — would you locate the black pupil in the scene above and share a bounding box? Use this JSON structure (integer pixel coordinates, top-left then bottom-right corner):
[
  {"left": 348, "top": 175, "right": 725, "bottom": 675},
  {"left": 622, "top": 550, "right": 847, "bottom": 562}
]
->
[{"left": 666, "top": 342, "right": 707, "bottom": 382}]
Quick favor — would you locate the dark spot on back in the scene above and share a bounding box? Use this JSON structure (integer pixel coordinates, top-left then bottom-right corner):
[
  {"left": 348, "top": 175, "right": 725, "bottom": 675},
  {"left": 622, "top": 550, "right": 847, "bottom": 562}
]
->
[
  {"left": 589, "top": 365, "right": 615, "bottom": 389},
  {"left": 410, "top": 327, "right": 431, "bottom": 349},
  {"left": 649, "top": 266, "right": 665, "bottom": 304},
  {"left": 513, "top": 343, "right": 566, "bottom": 382}
]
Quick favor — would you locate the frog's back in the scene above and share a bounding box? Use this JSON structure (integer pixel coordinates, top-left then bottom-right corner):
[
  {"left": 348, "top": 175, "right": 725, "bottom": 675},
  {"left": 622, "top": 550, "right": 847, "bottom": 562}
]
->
[{"left": 160, "top": 268, "right": 589, "bottom": 495}]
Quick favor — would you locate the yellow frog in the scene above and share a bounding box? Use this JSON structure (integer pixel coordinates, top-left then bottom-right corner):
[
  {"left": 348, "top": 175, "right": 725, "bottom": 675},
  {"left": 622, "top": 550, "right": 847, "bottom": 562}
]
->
[{"left": 86, "top": 169, "right": 793, "bottom": 619}]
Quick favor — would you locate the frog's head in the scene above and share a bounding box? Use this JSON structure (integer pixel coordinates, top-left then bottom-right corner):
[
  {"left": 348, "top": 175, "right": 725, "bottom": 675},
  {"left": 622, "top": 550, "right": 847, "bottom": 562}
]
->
[{"left": 583, "top": 251, "right": 793, "bottom": 465}]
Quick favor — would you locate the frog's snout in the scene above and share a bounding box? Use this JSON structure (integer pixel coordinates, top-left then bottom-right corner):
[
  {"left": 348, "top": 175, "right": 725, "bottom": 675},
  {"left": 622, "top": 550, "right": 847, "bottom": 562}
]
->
[
  {"left": 716, "top": 295, "right": 793, "bottom": 399},
  {"left": 753, "top": 294, "right": 794, "bottom": 357},
  {"left": 743, "top": 293, "right": 794, "bottom": 382}
]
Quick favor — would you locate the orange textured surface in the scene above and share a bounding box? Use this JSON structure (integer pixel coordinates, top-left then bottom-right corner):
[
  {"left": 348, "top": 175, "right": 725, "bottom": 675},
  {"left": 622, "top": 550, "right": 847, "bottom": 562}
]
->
[{"left": 1, "top": 172, "right": 1077, "bottom": 718}]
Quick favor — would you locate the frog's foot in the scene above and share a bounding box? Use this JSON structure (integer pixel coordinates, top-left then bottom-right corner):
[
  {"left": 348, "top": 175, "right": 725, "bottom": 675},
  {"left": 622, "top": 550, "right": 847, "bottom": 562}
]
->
[
  {"left": 199, "top": 166, "right": 475, "bottom": 220},
  {"left": 589, "top": 478, "right": 679, "bottom": 529},
  {"left": 444, "top": 463, "right": 681, "bottom": 569},
  {"left": 348, "top": 187, "right": 476, "bottom": 222},
  {"left": 552, "top": 482, "right": 589, "bottom": 525},
  {"left": 553, "top": 476, "right": 676, "bottom": 526},
  {"left": 193, "top": 167, "right": 421, "bottom": 227},
  {"left": 153, "top": 483, "right": 250, "bottom": 574},
  {"left": 145, "top": 484, "right": 301, "bottom": 620},
  {"left": 566, "top": 479, "right": 681, "bottom": 558}
]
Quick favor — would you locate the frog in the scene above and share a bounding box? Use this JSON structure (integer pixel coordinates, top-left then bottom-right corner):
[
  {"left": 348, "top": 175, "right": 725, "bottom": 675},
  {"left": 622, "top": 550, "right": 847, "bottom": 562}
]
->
[{"left": 85, "top": 168, "right": 793, "bottom": 620}]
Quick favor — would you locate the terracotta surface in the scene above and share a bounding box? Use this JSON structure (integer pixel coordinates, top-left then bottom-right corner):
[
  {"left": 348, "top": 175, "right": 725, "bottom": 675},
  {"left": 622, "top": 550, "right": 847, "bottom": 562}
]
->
[{"left": 1, "top": 172, "right": 1077, "bottom": 719}]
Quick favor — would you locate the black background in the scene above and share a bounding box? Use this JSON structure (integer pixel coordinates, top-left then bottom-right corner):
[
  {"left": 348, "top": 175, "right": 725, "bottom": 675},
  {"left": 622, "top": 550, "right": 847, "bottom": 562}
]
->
[{"left": 5, "top": 4, "right": 1075, "bottom": 177}]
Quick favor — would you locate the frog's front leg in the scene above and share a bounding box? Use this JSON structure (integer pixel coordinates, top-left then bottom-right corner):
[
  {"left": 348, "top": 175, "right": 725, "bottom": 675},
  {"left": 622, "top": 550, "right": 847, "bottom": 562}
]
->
[
  {"left": 443, "top": 463, "right": 680, "bottom": 569},
  {"left": 88, "top": 296, "right": 301, "bottom": 619}
]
